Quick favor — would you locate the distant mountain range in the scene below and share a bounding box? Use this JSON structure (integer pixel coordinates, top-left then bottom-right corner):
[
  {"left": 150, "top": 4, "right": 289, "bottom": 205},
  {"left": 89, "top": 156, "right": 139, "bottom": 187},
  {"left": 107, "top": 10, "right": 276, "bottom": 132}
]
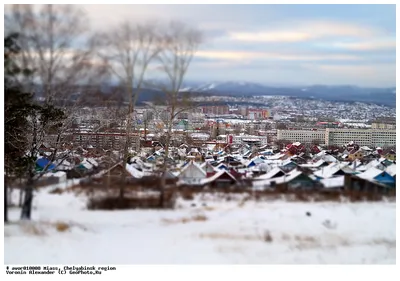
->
[
  {"left": 179, "top": 81, "right": 396, "bottom": 107},
  {"left": 32, "top": 81, "right": 396, "bottom": 107}
]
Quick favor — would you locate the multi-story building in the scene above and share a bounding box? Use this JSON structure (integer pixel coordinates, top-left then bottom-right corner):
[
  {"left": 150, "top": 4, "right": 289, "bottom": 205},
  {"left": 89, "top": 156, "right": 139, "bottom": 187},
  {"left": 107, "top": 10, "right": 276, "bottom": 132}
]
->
[
  {"left": 277, "top": 128, "right": 396, "bottom": 148},
  {"left": 325, "top": 129, "right": 372, "bottom": 147},
  {"left": 247, "top": 108, "right": 270, "bottom": 120},
  {"left": 190, "top": 133, "right": 210, "bottom": 142},
  {"left": 202, "top": 105, "right": 230, "bottom": 116},
  {"left": 225, "top": 134, "right": 268, "bottom": 146},
  {"left": 277, "top": 129, "right": 326, "bottom": 145},
  {"left": 142, "top": 110, "right": 154, "bottom": 121},
  {"left": 42, "top": 134, "right": 74, "bottom": 149},
  {"left": 315, "top": 121, "right": 342, "bottom": 128},
  {"left": 371, "top": 118, "right": 396, "bottom": 130},
  {"left": 370, "top": 130, "right": 396, "bottom": 148},
  {"left": 73, "top": 132, "right": 141, "bottom": 151},
  {"left": 325, "top": 129, "right": 396, "bottom": 147}
]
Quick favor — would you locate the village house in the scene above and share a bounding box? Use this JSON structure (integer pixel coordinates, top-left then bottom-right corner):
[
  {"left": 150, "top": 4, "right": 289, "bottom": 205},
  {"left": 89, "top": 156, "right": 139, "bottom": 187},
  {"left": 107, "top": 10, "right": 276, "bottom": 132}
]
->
[
  {"left": 348, "top": 149, "right": 364, "bottom": 161},
  {"left": 384, "top": 150, "right": 396, "bottom": 162},
  {"left": 178, "top": 160, "right": 207, "bottom": 186},
  {"left": 187, "top": 148, "right": 203, "bottom": 162}
]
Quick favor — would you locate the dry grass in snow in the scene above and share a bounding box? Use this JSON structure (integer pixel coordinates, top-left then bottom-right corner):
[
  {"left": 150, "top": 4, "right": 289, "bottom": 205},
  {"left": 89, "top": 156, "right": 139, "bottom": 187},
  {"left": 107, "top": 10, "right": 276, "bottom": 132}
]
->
[{"left": 162, "top": 214, "right": 208, "bottom": 225}]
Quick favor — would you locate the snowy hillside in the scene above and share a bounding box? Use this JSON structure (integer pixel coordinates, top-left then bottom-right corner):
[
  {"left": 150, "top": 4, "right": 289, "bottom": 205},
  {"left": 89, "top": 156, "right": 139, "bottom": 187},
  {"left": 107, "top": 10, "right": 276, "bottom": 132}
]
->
[
  {"left": 4, "top": 189, "right": 396, "bottom": 264},
  {"left": 178, "top": 82, "right": 396, "bottom": 106},
  {"left": 179, "top": 81, "right": 268, "bottom": 93}
]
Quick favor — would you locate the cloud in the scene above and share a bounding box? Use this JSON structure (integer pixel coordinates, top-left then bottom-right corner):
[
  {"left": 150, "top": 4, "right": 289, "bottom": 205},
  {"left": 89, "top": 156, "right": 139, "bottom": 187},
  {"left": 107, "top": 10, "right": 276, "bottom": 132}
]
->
[
  {"left": 227, "top": 20, "right": 383, "bottom": 43},
  {"left": 196, "top": 51, "right": 256, "bottom": 61},
  {"left": 7, "top": 4, "right": 393, "bottom": 87},
  {"left": 315, "top": 64, "right": 377, "bottom": 75},
  {"left": 301, "top": 63, "right": 396, "bottom": 86},
  {"left": 187, "top": 61, "right": 395, "bottom": 87},
  {"left": 301, "top": 20, "right": 378, "bottom": 38},
  {"left": 80, "top": 4, "right": 263, "bottom": 33},
  {"left": 190, "top": 60, "right": 239, "bottom": 69},
  {"left": 195, "top": 50, "right": 361, "bottom": 62},
  {"left": 229, "top": 31, "right": 312, "bottom": 43},
  {"left": 328, "top": 40, "right": 396, "bottom": 51}
]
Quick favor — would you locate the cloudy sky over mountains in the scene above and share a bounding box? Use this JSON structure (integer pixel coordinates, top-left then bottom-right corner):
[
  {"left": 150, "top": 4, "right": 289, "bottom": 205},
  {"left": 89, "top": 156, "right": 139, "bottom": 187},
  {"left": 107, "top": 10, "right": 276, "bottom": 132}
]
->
[{"left": 49, "top": 5, "right": 399, "bottom": 87}]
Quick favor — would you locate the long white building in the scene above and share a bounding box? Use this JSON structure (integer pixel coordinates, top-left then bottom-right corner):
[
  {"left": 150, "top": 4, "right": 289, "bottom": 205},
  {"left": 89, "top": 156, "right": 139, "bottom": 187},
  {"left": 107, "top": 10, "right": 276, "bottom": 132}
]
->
[
  {"left": 220, "top": 134, "right": 269, "bottom": 145},
  {"left": 277, "top": 129, "right": 326, "bottom": 144},
  {"left": 277, "top": 128, "right": 396, "bottom": 148},
  {"left": 325, "top": 129, "right": 396, "bottom": 147}
]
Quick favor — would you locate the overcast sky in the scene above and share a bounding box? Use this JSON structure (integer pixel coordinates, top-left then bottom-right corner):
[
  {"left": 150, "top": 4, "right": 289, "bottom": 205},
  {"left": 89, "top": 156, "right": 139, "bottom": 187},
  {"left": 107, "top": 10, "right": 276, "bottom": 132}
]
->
[{"left": 53, "top": 5, "right": 399, "bottom": 87}]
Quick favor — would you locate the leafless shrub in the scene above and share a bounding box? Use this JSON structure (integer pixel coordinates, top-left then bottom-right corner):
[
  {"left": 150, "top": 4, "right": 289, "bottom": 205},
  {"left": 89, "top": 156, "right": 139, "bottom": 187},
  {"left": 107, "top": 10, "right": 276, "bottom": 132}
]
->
[
  {"left": 314, "top": 192, "right": 342, "bottom": 202},
  {"left": 294, "top": 192, "right": 311, "bottom": 202},
  {"left": 238, "top": 196, "right": 251, "bottom": 207},
  {"left": 162, "top": 214, "right": 208, "bottom": 225},
  {"left": 199, "top": 233, "right": 259, "bottom": 241},
  {"left": 264, "top": 230, "right": 273, "bottom": 243},
  {"left": 294, "top": 235, "right": 317, "bottom": 243},
  {"left": 371, "top": 239, "right": 396, "bottom": 248},
  {"left": 55, "top": 221, "right": 70, "bottom": 232},
  {"left": 87, "top": 195, "right": 175, "bottom": 210},
  {"left": 21, "top": 223, "right": 47, "bottom": 236},
  {"left": 49, "top": 188, "right": 64, "bottom": 195},
  {"left": 192, "top": 214, "right": 208, "bottom": 222},
  {"left": 322, "top": 219, "right": 337, "bottom": 229},
  {"left": 181, "top": 191, "right": 194, "bottom": 201},
  {"left": 281, "top": 233, "right": 291, "bottom": 241}
]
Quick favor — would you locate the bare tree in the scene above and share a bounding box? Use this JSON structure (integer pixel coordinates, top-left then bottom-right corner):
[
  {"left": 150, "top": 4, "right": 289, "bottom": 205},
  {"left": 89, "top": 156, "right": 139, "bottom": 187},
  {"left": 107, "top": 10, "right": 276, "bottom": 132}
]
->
[
  {"left": 312, "top": 139, "right": 321, "bottom": 146},
  {"left": 5, "top": 3, "right": 105, "bottom": 151},
  {"left": 93, "top": 21, "right": 162, "bottom": 199},
  {"left": 6, "top": 5, "right": 108, "bottom": 149},
  {"left": 151, "top": 21, "right": 202, "bottom": 206},
  {"left": 154, "top": 21, "right": 203, "bottom": 159},
  {"left": 275, "top": 139, "right": 291, "bottom": 150},
  {"left": 276, "top": 122, "right": 288, "bottom": 130},
  {"left": 5, "top": 4, "right": 102, "bottom": 105}
]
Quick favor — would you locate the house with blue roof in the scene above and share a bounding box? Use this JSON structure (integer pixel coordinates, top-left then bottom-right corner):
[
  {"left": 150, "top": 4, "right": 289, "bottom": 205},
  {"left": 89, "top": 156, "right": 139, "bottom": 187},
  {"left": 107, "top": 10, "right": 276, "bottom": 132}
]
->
[
  {"left": 373, "top": 171, "right": 395, "bottom": 187},
  {"left": 35, "top": 158, "right": 56, "bottom": 171}
]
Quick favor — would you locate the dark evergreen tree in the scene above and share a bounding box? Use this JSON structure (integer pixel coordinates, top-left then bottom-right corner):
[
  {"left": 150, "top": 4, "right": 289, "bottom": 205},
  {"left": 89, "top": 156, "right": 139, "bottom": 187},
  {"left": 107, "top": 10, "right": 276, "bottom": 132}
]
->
[
  {"left": 20, "top": 103, "right": 65, "bottom": 220},
  {"left": 5, "top": 33, "right": 67, "bottom": 221},
  {"left": 4, "top": 33, "right": 34, "bottom": 223}
]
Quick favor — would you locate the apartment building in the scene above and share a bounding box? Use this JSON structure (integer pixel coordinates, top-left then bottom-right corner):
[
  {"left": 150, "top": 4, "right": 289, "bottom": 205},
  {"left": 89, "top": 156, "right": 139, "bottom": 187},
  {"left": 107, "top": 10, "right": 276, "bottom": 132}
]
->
[
  {"left": 277, "top": 128, "right": 396, "bottom": 148},
  {"left": 202, "top": 105, "right": 230, "bottom": 116},
  {"left": 371, "top": 118, "right": 396, "bottom": 130},
  {"left": 325, "top": 129, "right": 396, "bottom": 147},
  {"left": 277, "top": 129, "right": 326, "bottom": 145},
  {"left": 371, "top": 130, "right": 396, "bottom": 148},
  {"left": 247, "top": 108, "right": 270, "bottom": 120},
  {"left": 73, "top": 132, "right": 140, "bottom": 151}
]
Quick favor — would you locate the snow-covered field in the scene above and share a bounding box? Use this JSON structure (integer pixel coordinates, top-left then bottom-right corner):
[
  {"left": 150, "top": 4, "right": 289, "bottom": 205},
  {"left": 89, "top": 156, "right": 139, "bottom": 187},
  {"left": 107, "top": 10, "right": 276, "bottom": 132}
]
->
[{"left": 4, "top": 187, "right": 396, "bottom": 264}]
